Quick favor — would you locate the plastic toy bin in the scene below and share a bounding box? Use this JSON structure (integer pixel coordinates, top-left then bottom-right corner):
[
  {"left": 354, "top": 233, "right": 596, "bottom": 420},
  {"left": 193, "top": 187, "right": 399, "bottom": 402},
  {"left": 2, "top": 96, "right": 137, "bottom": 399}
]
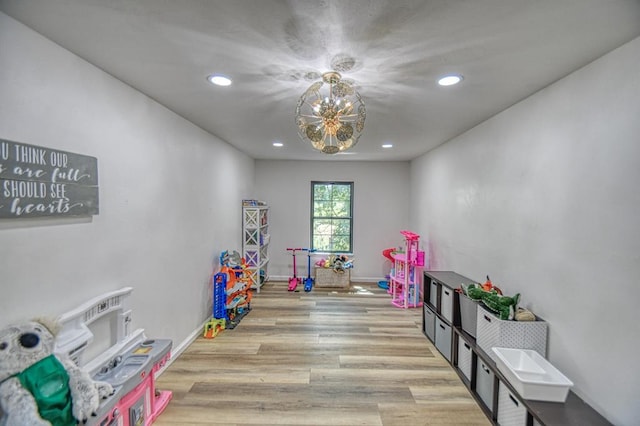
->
[
  {"left": 492, "top": 347, "right": 574, "bottom": 403},
  {"left": 458, "top": 293, "right": 478, "bottom": 338}
]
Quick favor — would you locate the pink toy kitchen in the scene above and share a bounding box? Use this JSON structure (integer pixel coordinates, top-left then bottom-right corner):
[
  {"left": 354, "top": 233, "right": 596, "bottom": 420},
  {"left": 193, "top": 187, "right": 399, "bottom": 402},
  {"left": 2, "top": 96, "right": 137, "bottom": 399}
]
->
[{"left": 54, "top": 287, "right": 172, "bottom": 426}]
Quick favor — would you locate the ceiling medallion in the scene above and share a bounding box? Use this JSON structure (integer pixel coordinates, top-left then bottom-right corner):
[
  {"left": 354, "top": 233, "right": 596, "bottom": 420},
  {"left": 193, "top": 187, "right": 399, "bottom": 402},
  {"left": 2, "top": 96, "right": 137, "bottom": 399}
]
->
[
  {"left": 295, "top": 71, "right": 366, "bottom": 154},
  {"left": 330, "top": 54, "right": 356, "bottom": 73}
]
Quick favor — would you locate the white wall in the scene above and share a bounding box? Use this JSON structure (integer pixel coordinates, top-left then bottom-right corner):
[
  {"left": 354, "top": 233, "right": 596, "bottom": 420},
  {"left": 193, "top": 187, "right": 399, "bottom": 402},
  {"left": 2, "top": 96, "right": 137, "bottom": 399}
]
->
[
  {"left": 411, "top": 37, "right": 640, "bottom": 426},
  {"left": 0, "top": 13, "right": 255, "bottom": 354},
  {"left": 255, "top": 160, "right": 411, "bottom": 282}
]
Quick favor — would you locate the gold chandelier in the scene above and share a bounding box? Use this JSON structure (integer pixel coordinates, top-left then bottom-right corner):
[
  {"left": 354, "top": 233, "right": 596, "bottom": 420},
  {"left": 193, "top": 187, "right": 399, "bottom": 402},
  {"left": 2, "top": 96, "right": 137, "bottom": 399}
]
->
[{"left": 295, "top": 71, "right": 366, "bottom": 154}]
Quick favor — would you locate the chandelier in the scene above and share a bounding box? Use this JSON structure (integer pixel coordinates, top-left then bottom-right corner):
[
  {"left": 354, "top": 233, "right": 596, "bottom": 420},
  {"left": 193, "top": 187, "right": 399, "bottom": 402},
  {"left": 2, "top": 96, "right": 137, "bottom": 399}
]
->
[{"left": 295, "top": 71, "right": 366, "bottom": 154}]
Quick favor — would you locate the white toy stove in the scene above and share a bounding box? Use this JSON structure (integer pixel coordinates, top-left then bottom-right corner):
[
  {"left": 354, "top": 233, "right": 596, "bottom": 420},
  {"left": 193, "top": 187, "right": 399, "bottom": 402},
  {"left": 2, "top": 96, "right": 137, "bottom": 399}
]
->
[{"left": 54, "top": 287, "right": 172, "bottom": 426}]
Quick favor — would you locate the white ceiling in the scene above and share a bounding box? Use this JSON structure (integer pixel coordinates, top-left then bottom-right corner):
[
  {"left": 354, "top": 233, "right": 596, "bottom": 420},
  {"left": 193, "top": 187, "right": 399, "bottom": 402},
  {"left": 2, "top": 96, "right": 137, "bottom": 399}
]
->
[{"left": 2, "top": 0, "right": 639, "bottom": 161}]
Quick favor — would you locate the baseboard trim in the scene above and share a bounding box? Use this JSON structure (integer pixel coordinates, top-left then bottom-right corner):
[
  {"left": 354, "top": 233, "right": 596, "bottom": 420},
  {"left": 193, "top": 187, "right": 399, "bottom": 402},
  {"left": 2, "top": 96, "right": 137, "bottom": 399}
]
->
[
  {"left": 155, "top": 317, "right": 209, "bottom": 377},
  {"left": 268, "top": 275, "right": 381, "bottom": 283}
]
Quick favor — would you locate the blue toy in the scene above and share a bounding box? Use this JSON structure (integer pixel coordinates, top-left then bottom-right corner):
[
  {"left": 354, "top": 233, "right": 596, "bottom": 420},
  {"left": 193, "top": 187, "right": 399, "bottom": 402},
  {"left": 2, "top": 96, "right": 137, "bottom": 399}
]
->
[
  {"left": 303, "top": 248, "right": 316, "bottom": 292},
  {"left": 212, "top": 272, "right": 227, "bottom": 320}
]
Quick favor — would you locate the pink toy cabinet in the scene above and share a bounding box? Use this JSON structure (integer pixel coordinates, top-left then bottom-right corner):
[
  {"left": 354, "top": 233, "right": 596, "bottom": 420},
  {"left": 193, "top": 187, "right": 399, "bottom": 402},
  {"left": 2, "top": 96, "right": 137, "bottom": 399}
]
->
[{"left": 389, "top": 230, "right": 424, "bottom": 309}]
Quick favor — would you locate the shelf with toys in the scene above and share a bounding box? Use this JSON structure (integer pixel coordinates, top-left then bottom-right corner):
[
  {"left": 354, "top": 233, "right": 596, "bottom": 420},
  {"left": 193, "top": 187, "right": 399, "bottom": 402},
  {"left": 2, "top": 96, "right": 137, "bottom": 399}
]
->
[
  {"left": 242, "top": 200, "right": 269, "bottom": 292},
  {"left": 423, "top": 272, "right": 609, "bottom": 426},
  {"left": 388, "top": 230, "right": 424, "bottom": 309}
]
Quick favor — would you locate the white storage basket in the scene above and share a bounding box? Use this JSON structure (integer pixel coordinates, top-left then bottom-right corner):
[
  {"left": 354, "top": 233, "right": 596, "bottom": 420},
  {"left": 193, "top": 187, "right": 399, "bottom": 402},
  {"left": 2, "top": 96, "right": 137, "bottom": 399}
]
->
[{"left": 476, "top": 305, "right": 547, "bottom": 362}]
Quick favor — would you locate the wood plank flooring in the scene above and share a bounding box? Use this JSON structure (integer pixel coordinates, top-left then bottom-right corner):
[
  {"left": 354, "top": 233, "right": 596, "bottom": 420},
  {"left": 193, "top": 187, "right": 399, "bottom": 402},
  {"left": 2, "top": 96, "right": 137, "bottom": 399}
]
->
[{"left": 154, "top": 282, "right": 490, "bottom": 426}]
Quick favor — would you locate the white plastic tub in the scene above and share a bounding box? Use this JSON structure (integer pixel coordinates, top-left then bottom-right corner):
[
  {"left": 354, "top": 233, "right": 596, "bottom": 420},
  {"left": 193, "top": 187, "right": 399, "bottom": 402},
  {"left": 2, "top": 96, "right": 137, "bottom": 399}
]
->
[{"left": 492, "top": 347, "right": 574, "bottom": 402}]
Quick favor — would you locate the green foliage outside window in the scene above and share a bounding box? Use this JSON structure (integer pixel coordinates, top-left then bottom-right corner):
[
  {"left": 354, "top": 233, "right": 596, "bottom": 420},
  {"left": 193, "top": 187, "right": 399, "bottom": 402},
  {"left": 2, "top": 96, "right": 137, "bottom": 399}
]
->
[{"left": 311, "top": 182, "right": 353, "bottom": 253}]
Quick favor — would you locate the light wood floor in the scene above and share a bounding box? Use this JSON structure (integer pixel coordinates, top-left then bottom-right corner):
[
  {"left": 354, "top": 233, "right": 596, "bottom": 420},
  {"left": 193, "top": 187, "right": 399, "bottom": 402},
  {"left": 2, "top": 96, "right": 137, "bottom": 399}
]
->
[{"left": 154, "top": 282, "right": 490, "bottom": 426}]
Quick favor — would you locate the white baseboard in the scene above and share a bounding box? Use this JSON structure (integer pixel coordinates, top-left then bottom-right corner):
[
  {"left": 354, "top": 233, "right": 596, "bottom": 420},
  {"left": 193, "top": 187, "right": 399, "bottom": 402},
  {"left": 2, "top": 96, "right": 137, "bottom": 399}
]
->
[
  {"left": 268, "top": 275, "right": 381, "bottom": 283},
  {"left": 155, "top": 317, "right": 209, "bottom": 376}
]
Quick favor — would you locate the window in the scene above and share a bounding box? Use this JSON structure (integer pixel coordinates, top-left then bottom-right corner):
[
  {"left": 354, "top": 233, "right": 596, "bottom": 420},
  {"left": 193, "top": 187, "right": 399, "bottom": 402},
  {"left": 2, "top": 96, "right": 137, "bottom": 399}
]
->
[{"left": 311, "top": 181, "right": 353, "bottom": 253}]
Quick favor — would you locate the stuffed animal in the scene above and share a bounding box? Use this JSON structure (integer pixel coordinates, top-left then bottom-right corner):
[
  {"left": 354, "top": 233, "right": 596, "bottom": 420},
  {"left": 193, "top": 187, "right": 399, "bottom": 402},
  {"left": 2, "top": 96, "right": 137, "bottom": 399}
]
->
[
  {"left": 462, "top": 283, "right": 520, "bottom": 320},
  {"left": 515, "top": 307, "right": 536, "bottom": 322},
  {"left": 480, "top": 275, "right": 502, "bottom": 294},
  {"left": 330, "top": 255, "right": 350, "bottom": 273},
  {"left": 0, "top": 319, "right": 114, "bottom": 426}
]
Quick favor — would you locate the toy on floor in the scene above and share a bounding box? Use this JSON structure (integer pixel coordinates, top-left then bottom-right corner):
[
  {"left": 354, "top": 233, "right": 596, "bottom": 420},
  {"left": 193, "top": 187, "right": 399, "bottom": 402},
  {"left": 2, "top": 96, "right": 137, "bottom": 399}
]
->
[
  {"left": 203, "top": 318, "right": 226, "bottom": 339},
  {"left": 287, "top": 248, "right": 303, "bottom": 291},
  {"left": 303, "top": 248, "right": 316, "bottom": 292},
  {"left": 0, "top": 319, "right": 114, "bottom": 426},
  {"left": 220, "top": 263, "right": 252, "bottom": 329},
  {"left": 203, "top": 271, "right": 229, "bottom": 338},
  {"left": 205, "top": 252, "right": 253, "bottom": 336}
]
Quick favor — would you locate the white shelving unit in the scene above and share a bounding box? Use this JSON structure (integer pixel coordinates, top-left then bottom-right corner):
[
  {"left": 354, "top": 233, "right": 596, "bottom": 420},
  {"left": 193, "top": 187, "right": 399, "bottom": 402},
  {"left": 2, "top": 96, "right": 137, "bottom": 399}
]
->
[{"left": 242, "top": 201, "right": 269, "bottom": 292}]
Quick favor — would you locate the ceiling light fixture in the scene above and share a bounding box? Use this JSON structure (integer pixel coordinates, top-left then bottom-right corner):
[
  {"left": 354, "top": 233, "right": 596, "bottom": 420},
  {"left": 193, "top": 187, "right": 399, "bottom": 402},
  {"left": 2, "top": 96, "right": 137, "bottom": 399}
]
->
[
  {"left": 382, "top": 144, "right": 393, "bottom": 148},
  {"left": 295, "top": 71, "right": 366, "bottom": 154},
  {"left": 207, "top": 74, "right": 232, "bottom": 86},
  {"left": 273, "top": 142, "right": 283, "bottom": 147},
  {"left": 438, "top": 74, "right": 463, "bottom": 86}
]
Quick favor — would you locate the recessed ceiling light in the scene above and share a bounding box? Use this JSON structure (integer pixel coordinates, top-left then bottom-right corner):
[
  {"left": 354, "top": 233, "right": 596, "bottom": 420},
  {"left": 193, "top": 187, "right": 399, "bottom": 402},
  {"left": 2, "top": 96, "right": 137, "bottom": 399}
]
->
[
  {"left": 382, "top": 144, "right": 393, "bottom": 148},
  {"left": 207, "top": 74, "right": 232, "bottom": 86},
  {"left": 438, "top": 74, "right": 463, "bottom": 86},
  {"left": 273, "top": 142, "right": 283, "bottom": 147}
]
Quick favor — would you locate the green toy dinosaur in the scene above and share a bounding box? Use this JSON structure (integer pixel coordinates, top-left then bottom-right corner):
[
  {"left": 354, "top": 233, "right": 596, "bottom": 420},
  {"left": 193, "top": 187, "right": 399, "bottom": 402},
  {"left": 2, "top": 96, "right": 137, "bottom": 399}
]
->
[{"left": 462, "top": 283, "right": 520, "bottom": 320}]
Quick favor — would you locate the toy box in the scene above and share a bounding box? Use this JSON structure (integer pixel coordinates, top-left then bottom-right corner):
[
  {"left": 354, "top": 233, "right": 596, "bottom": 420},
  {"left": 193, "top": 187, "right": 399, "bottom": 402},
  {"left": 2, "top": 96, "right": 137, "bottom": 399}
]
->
[{"left": 314, "top": 267, "right": 350, "bottom": 288}]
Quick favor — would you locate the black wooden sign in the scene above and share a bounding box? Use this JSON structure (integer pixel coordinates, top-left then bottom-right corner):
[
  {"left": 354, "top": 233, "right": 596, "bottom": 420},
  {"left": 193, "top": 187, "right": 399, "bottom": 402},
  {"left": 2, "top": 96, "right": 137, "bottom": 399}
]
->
[{"left": 0, "top": 139, "right": 99, "bottom": 218}]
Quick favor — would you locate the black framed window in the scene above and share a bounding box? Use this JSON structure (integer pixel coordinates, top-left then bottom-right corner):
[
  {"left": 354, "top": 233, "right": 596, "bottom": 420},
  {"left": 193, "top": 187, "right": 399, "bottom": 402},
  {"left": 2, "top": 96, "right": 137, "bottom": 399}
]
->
[{"left": 311, "top": 181, "right": 353, "bottom": 253}]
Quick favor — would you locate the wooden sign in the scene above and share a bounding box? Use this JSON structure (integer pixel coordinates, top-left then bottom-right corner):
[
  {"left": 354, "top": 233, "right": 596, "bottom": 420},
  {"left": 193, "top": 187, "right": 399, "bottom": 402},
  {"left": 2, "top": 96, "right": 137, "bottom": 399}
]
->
[{"left": 0, "top": 139, "right": 99, "bottom": 218}]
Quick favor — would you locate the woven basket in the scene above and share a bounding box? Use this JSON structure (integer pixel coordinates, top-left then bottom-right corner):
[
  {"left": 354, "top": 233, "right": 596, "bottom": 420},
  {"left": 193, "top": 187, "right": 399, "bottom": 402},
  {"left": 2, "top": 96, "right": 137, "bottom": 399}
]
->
[{"left": 314, "top": 267, "right": 350, "bottom": 288}]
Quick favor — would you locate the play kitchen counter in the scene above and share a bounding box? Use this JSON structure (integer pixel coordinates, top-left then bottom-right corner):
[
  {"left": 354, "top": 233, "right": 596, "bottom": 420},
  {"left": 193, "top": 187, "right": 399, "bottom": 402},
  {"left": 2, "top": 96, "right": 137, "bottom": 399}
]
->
[
  {"left": 90, "top": 338, "right": 172, "bottom": 426},
  {"left": 423, "top": 271, "right": 611, "bottom": 426},
  {"left": 55, "top": 287, "right": 173, "bottom": 426}
]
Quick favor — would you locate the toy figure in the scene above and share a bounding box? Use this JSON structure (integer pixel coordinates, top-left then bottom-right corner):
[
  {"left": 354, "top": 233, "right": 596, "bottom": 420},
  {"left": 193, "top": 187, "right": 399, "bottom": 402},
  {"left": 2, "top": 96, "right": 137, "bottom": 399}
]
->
[
  {"left": 331, "top": 254, "right": 350, "bottom": 273},
  {"left": 462, "top": 283, "right": 520, "bottom": 320},
  {"left": 0, "top": 319, "right": 114, "bottom": 426}
]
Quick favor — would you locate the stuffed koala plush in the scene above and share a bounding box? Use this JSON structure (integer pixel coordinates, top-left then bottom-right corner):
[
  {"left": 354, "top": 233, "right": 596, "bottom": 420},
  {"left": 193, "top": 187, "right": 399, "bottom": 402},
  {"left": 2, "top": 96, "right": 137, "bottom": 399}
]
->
[{"left": 0, "top": 320, "right": 114, "bottom": 426}]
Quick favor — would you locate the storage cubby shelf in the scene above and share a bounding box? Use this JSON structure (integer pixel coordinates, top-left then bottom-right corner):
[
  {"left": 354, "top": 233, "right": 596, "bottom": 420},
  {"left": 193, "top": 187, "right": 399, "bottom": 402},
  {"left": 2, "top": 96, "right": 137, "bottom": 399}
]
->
[{"left": 423, "top": 270, "right": 611, "bottom": 426}]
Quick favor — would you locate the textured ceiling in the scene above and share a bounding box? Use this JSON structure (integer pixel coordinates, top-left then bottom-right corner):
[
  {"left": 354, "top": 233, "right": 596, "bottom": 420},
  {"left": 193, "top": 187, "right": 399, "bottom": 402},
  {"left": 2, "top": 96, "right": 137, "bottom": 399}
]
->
[{"left": 2, "top": 0, "right": 639, "bottom": 161}]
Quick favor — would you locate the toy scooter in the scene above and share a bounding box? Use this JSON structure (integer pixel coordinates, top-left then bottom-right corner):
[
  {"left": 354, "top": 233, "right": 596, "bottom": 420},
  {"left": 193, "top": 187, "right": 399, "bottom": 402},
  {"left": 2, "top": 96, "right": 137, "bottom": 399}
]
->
[
  {"left": 287, "top": 248, "right": 302, "bottom": 291},
  {"left": 303, "top": 248, "right": 316, "bottom": 292}
]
